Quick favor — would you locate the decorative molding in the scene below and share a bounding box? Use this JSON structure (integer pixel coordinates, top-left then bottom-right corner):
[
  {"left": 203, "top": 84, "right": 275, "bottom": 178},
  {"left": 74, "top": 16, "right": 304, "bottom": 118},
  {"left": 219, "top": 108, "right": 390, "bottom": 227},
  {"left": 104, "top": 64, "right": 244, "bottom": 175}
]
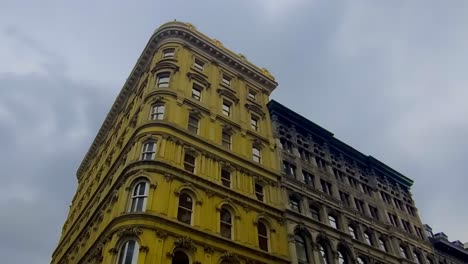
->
[
  {"left": 116, "top": 226, "right": 143, "bottom": 238},
  {"left": 220, "top": 251, "right": 240, "bottom": 263},
  {"left": 174, "top": 236, "right": 197, "bottom": 252}
]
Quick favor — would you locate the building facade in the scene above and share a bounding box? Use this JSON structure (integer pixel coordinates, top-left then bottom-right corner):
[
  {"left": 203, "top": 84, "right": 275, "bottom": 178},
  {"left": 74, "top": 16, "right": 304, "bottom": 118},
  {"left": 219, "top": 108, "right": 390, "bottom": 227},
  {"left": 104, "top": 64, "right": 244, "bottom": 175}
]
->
[
  {"left": 268, "top": 100, "right": 437, "bottom": 264},
  {"left": 424, "top": 225, "right": 468, "bottom": 264},
  {"left": 51, "top": 22, "right": 290, "bottom": 264},
  {"left": 52, "top": 21, "right": 465, "bottom": 264}
]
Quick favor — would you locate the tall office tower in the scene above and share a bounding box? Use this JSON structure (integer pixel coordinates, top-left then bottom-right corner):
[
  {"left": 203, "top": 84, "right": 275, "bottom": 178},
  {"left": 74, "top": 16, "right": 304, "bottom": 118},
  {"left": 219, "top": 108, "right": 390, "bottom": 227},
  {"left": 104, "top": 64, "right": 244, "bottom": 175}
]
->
[
  {"left": 424, "top": 225, "right": 468, "bottom": 264},
  {"left": 268, "top": 100, "right": 436, "bottom": 264},
  {"left": 51, "top": 22, "right": 290, "bottom": 264}
]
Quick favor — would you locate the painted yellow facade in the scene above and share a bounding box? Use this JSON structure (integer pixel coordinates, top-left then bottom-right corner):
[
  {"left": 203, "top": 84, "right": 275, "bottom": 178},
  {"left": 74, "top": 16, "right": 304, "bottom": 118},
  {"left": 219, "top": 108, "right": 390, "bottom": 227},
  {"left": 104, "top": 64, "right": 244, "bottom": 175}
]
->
[{"left": 51, "top": 22, "right": 289, "bottom": 264}]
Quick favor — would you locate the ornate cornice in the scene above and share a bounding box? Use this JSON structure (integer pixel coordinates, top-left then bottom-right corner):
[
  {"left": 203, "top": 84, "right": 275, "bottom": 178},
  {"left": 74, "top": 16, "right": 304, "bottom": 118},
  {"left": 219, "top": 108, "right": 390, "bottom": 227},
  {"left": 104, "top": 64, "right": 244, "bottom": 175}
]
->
[{"left": 76, "top": 21, "right": 277, "bottom": 180}]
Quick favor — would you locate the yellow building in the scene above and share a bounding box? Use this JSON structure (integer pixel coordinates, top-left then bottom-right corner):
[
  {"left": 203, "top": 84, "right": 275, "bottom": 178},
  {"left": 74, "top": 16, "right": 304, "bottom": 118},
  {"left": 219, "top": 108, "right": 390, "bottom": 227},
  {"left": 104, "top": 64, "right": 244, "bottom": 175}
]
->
[{"left": 51, "top": 22, "right": 290, "bottom": 264}]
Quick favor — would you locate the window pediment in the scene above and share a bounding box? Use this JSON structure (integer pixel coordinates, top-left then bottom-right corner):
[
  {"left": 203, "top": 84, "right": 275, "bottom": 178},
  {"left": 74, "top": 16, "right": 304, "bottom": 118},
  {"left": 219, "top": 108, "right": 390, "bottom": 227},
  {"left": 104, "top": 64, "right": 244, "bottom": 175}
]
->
[
  {"left": 151, "top": 60, "right": 179, "bottom": 73},
  {"left": 245, "top": 103, "right": 264, "bottom": 117},
  {"left": 217, "top": 88, "right": 239, "bottom": 103},
  {"left": 187, "top": 72, "right": 210, "bottom": 88}
]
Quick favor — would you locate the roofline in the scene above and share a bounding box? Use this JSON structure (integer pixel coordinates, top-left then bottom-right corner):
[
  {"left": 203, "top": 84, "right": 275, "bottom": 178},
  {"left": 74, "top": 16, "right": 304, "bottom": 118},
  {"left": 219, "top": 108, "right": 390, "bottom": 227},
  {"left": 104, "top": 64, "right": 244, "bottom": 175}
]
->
[
  {"left": 76, "top": 21, "right": 278, "bottom": 179},
  {"left": 267, "top": 99, "right": 414, "bottom": 188}
]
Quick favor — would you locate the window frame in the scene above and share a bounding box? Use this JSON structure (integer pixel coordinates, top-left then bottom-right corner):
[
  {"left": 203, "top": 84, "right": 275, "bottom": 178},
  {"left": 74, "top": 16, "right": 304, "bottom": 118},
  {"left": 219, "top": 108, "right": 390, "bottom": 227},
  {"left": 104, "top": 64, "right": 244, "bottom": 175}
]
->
[
  {"left": 177, "top": 192, "right": 194, "bottom": 225},
  {"left": 188, "top": 115, "right": 199, "bottom": 134},
  {"left": 257, "top": 222, "right": 269, "bottom": 251},
  {"left": 252, "top": 146, "right": 261, "bottom": 163},
  {"left": 191, "top": 83, "right": 202, "bottom": 101},
  {"left": 117, "top": 240, "right": 139, "bottom": 264},
  {"left": 141, "top": 141, "right": 156, "bottom": 160},
  {"left": 221, "top": 169, "right": 231, "bottom": 188},
  {"left": 220, "top": 207, "right": 233, "bottom": 239},
  {"left": 255, "top": 183, "right": 264, "bottom": 201},
  {"left": 150, "top": 104, "right": 165, "bottom": 120},
  {"left": 128, "top": 180, "right": 149, "bottom": 213},
  {"left": 156, "top": 72, "right": 170, "bottom": 88},
  {"left": 194, "top": 58, "right": 205, "bottom": 71},
  {"left": 250, "top": 115, "right": 259, "bottom": 131},
  {"left": 183, "top": 153, "right": 196, "bottom": 173},
  {"left": 162, "top": 48, "right": 175, "bottom": 58}
]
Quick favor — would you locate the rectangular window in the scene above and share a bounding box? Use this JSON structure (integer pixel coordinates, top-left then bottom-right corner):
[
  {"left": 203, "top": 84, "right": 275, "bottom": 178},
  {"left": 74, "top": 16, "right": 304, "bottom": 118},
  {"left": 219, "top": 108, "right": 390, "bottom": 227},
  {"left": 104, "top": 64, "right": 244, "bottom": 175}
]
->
[
  {"left": 188, "top": 115, "right": 199, "bottom": 134},
  {"left": 380, "top": 191, "right": 392, "bottom": 204},
  {"left": 303, "top": 171, "right": 314, "bottom": 187},
  {"left": 156, "top": 72, "right": 170, "bottom": 88},
  {"left": 251, "top": 115, "right": 259, "bottom": 131},
  {"left": 339, "top": 191, "right": 350, "bottom": 207},
  {"left": 369, "top": 205, "right": 380, "bottom": 220},
  {"left": 192, "top": 84, "right": 202, "bottom": 101},
  {"left": 141, "top": 141, "right": 156, "bottom": 160},
  {"left": 394, "top": 198, "right": 404, "bottom": 210},
  {"left": 349, "top": 177, "right": 359, "bottom": 189},
  {"left": 184, "top": 154, "right": 195, "bottom": 173},
  {"left": 252, "top": 147, "right": 261, "bottom": 163},
  {"left": 320, "top": 180, "right": 332, "bottom": 196},
  {"left": 333, "top": 168, "right": 346, "bottom": 183},
  {"left": 255, "top": 183, "right": 264, "bottom": 201},
  {"left": 299, "top": 148, "right": 312, "bottom": 163},
  {"left": 248, "top": 90, "right": 257, "bottom": 101},
  {"left": 407, "top": 205, "right": 416, "bottom": 216},
  {"left": 310, "top": 205, "right": 320, "bottom": 221},
  {"left": 222, "top": 74, "right": 231, "bottom": 87},
  {"left": 163, "top": 48, "right": 175, "bottom": 58},
  {"left": 289, "top": 196, "right": 301, "bottom": 212},
  {"left": 328, "top": 215, "right": 338, "bottom": 229},
  {"left": 283, "top": 161, "right": 296, "bottom": 178},
  {"left": 362, "top": 184, "right": 373, "bottom": 196},
  {"left": 402, "top": 220, "right": 412, "bottom": 233},
  {"left": 222, "top": 100, "right": 231, "bottom": 116},
  {"left": 221, "top": 169, "right": 231, "bottom": 188},
  {"left": 415, "top": 226, "right": 425, "bottom": 239},
  {"left": 150, "top": 104, "right": 165, "bottom": 120},
  {"left": 194, "top": 58, "right": 204, "bottom": 71},
  {"left": 349, "top": 226, "right": 357, "bottom": 239},
  {"left": 280, "top": 138, "right": 293, "bottom": 153},
  {"left": 315, "top": 156, "right": 326, "bottom": 170},
  {"left": 388, "top": 213, "right": 399, "bottom": 227},
  {"left": 222, "top": 130, "right": 231, "bottom": 149},
  {"left": 354, "top": 198, "right": 366, "bottom": 214}
]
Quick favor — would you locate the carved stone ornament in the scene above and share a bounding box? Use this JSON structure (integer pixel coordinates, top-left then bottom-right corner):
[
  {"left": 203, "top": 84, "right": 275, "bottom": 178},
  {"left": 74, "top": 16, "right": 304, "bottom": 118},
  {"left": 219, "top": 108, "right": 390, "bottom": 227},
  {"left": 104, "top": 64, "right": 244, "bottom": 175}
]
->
[
  {"left": 165, "top": 173, "right": 174, "bottom": 182},
  {"left": 204, "top": 245, "right": 214, "bottom": 254},
  {"left": 116, "top": 226, "right": 143, "bottom": 238},
  {"left": 174, "top": 236, "right": 197, "bottom": 252},
  {"left": 139, "top": 246, "right": 149, "bottom": 253},
  {"left": 221, "top": 251, "right": 240, "bottom": 263},
  {"left": 155, "top": 229, "right": 169, "bottom": 239},
  {"left": 108, "top": 248, "right": 118, "bottom": 255}
]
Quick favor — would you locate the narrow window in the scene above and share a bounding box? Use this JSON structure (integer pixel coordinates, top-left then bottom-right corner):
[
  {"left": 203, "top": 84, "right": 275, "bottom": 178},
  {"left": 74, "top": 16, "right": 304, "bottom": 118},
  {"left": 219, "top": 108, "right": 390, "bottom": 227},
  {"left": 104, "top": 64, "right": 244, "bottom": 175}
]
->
[
  {"left": 222, "top": 130, "right": 231, "bottom": 149},
  {"left": 349, "top": 226, "right": 357, "bottom": 239},
  {"left": 150, "top": 104, "right": 165, "bottom": 120},
  {"left": 192, "top": 83, "right": 202, "bottom": 101},
  {"left": 222, "top": 100, "right": 232, "bottom": 117},
  {"left": 315, "top": 156, "right": 326, "bottom": 170},
  {"left": 379, "top": 238, "right": 387, "bottom": 251},
  {"left": 328, "top": 215, "right": 338, "bottom": 229},
  {"left": 310, "top": 205, "right": 320, "bottom": 221},
  {"left": 163, "top": 48, "right": 175, "bottom": 58},
  {"left": 177, "top": 192, "right": 193, "bottom": 225},
  {"left": 156, "top": 72, "right": 170, "bottom": 88},
  {"left": 319, "top": 244, "right": 330, "bottom": 264},
  {"left": 221, "top": 169, "right": 231, "bottom": 188},
  {"left": 355, "top": 198, "right": 366, "bottom": 214},
  {"left": 184, "top": 153, "right": 196, "bottom": 173},
  {"left": 252, "top": 146, "right": 261, "bottom": 163},
  {"left": 320, "top": 180, "right": 333, "bottom": 196},
  {"left": 222, "top": 74, "right": 231, "bottom": 87},
  {"left": 357, "top": 257, "right": 366, "bottom": 264},
  {"left": 129, "top": 181, "right": 149, "bottom": 212},
  {"left": 117, "top": 240, "right": 139, "bottom": 264},
  {"left": 172, "top": 251, "right": 189, "bottom": 264},
  {"left": 257, "top": 222, "right": 268, "bottom": 251},
  {"left": 364, "top": 232, "right": 372, "bottom": 245},
  {"left": 188, "top": 115, "right": 199, "bottom": 134},
  {"left": 283, "top": 161, "right": 297, "bottom": 178},
  {"left": 194, "top": 58, "right": 204, "bottom": 71},
  {"left": 289, "top": 195, "right": 301, "bottom": 212},
  {"left": 340, "top": 191, "right": 350, "bottom": 207},
  {"left": 141, "top": 141, "right": 156, "bottom": 160},
  {"left": 255, "top": 183, "right": 264, "bottom": 201},
  {"left": 220, "top": 207, "right": 233, "bottom": 239},
  {"left": 369, "top": 205, "right": 379, "bottom": 220},
  {"left": 388, "top": 213, "right": 399, "bottom": 227},
  {"left": 248, "top": 90, "right": 257, "bottom": 101},
  {"left": 250, "top": 115, "right": 259, "bottom": 131},
  {"left": 303, "top": 171, "right": 314, "bottom": 186},
  {"left": 338, "top": 250, "right": 348, "bottom": 264},
  {"left": 295, "top": 234, "right": 309, "bottom": 263},
  {"left": 399, "top": 246, "right": 407, "bottom": 258}
]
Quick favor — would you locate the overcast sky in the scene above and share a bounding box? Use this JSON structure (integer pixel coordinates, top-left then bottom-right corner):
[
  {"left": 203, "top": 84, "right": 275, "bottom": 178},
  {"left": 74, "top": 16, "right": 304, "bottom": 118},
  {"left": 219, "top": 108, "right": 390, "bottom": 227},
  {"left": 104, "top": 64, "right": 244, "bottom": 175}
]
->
[{"left": 1, "top": 1, "right": 468, "bottom": 263}]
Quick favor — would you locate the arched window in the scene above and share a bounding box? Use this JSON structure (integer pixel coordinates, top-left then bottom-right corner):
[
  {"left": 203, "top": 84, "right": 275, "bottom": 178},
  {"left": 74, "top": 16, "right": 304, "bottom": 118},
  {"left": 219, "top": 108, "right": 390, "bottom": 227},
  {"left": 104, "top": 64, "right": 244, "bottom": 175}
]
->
[
  {"left": 141, "top": 141, "right": 156, "bottom": 160},
  {"left": 172, "top": 250, "right": 189, "bottom": 264},
  {"left": 220, "top": 207, "right": 233, "bottom": 239},
  {"left": 177, "top": 192, "right": 193, "bottom": 225},
  {"left": 257, "top": 222, "right": 269, "bottom": 251},
  {"left": 338, "top": 246, "right": 350, "bottom": 264},
  {"left": 150, "top": 104, "right": 165, "bottom": 120},
  {"left": 117, "top": 240, "right": 139, "bottom": 264},
  {"left": 357, "top": 257, "right": 367, "bottom": 264},
  {"left": 378, "top": 238, "right": 387, "bottom": 252},
  {"left": 318, "top": 242, "right": 330, "bottom": 264},
  {"left": 128, "top": 180, "right": 149, "bottom": 212},
  {"left": 295, "top": 234, "right": 309, "bottom": 263}
]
